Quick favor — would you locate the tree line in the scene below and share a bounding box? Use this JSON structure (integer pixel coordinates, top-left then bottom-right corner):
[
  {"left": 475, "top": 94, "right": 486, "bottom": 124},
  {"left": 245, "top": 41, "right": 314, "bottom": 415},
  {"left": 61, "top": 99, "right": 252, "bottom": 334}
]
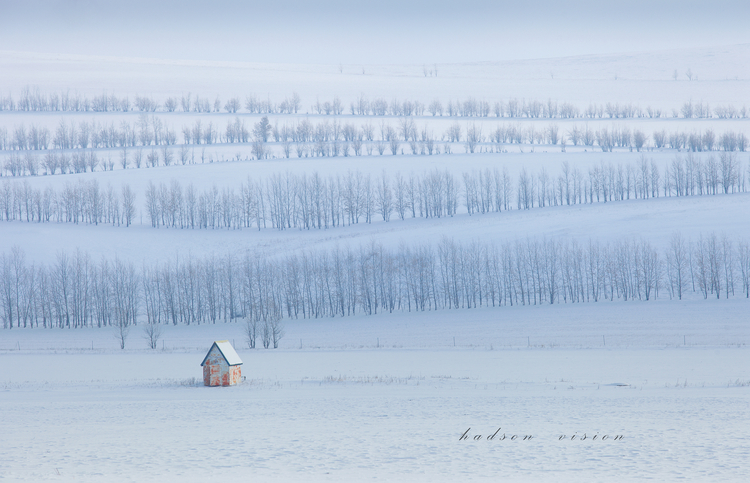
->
[
  {"left": 1, "top": 154, "right": 747, "bottom": 230},
  {"left": 2, "top": 115, "right": 748, "bottom": 154},
  {"left": 2, "top": 86, "right": 747, "bottom": 120},
  {"left": 1, "top": 116, "right": 748, "bottom": 178},
  {"left": 0, "top": 87, "right": 300, "bottom": 115},
  {"left": 0, "top": 179, "right": 136, "bottom": 226},
  {"left": 2, "top": 232, "right": 749, "bottom": 332}
]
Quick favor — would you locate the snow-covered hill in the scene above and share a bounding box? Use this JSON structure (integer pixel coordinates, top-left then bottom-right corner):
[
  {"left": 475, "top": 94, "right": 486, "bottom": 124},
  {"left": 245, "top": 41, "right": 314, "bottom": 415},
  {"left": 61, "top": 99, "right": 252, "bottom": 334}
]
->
[
  {"left": 2, "top": 43, "right": 749, "bottom": 483},
  {"left": 2, "top": 44, "right": 750, "bottom": 105}
]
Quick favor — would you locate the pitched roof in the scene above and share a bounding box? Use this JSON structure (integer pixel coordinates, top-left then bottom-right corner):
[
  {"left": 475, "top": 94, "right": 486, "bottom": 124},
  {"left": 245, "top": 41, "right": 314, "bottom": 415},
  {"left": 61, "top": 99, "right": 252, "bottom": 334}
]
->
[{"left": 200, "top": 340, "right": 243, "bottom": 366}]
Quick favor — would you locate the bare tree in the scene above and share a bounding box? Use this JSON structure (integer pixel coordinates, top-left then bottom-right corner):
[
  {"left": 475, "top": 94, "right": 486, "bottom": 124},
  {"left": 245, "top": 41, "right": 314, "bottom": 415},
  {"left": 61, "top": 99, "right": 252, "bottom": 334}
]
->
[
  {"left": 43, "top": 151, "right": 58, "bottom": 175},
  {"left": 465, "top": 124, "right": 482, "bottom": 153},
  {"left": 224, "top": 97, "right": 241, "bottom": 113},
  {"left": 261, "top": 319, "right": 271, "bottom": 348},
  {"left": 121, "top": 184, "right": 136, "bottom": 227},
  {"left": 389, "top": 137, "right": 400, "bottom": 156},
  {"left": 666, "top": 232, "right": 689, "bottom": 299},
  {"left": 119, "top": 147, "right": 128, "bottom": 169},
  {"left": 352, "top": 135, "right": 363, "bottom": 156},
  {"left": 739, "top": 240, "right": 750, "bottom": 298},
  {"left": 244, "top": 317, "right": 258, "bottom": 349},
  {"left": 252, "top": 140, "right": 266, "bottom": 160},
  {"left": 142, "top": 321, "right": 162, "bottom": 349},
  {"left": 85, "top": 151, "right": 99, "bottom": 172},
  {"left": 179, "top": 144, "right": 189, "bottom": 165},
  {"left": 133, "top": 148, "right": 143, "bottom": 168},
  {"left": 547, "top": 124, "right": 559, "bottom": 145},
  {"left": 269, "top": 314, "right": 284, "bottom": 348},
  {"left": 111, "top": 319, "right": 128, "bottom": 349},
  {"left": 375, "top": 172, "right": 393, "bottom": 221},
  {"left": 633, "top": 130, "right": 647, "bottom": 151},
  {"left": 164, "top": 97, "right": 177, "bottom": 112},
  {"left": 162, "top": 145, "right": 173, "bottom": 166}
]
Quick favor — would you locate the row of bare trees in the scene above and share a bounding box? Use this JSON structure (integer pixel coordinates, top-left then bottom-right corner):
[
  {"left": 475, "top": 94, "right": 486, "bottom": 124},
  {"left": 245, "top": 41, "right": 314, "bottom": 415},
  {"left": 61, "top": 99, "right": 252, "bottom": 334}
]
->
[
  {"left": 4, "top": 150, "right": 121, "bottom": 176},
  {"left": 2, "top": 233, "right": 749, "bottom": 331},
  {"left": 516, "top": 153, "right": 747, "bottom": 209},
  {"left": 0, "top": 247, "right": 139, "bottom": 331},
  {"left": 0, "top": 114, "right": 748, "bottom": 152},
  {"left": 0, "top": 87, "right": 301, "bottom": 115},
  {"left": 140, "top": 170, "right": 459, "bottom": 230},
  {"left": 3, "top": 86, "right": 747, "bottom": 120},
  {"left": 2, "top": 114, "right": 747, "bottom": 161},
  {"left": 0, "top": 179, "right": 135, "bottom": 226},
  {"left": 0, "top": 115, "right": 259, "bottom": 152},
  {"left": 2, "top": 154, "right": 747, "bottom": 228},
  {"left": 0, "top": 115, "right": 180, "bottom": 152}
]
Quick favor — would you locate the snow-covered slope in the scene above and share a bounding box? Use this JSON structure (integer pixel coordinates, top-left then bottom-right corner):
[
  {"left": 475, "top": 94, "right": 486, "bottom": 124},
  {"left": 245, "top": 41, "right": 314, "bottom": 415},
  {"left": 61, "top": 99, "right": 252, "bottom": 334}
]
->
[
  {"left": 2, "top": 45, "right": 749, "bottom": 483},
  {"left": 2, "top": 44, "right": 750, "bottom": 105},
  {"left": 2, "top": 150, "right": 749, "bottom": 264}
]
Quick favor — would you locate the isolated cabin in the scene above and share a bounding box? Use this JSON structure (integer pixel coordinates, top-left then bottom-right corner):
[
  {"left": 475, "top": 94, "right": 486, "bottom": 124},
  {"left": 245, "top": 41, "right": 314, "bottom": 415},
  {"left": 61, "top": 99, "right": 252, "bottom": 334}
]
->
[{"left": 200, "top": 340, "right": 243, "bottom": 386}]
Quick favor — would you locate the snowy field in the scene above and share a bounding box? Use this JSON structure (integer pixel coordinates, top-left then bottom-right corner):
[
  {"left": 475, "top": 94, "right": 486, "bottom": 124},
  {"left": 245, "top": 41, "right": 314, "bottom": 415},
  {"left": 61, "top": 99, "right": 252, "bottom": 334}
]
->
[
  {"left": 2, "top": 301, "right": 749, "bottom": 482},
  {"left": 2, "top": 41, "right": 750, "bottom": 482},
  {"left": 3, "top": 45, "right": 750, "bottom": 105},
  {"left": 2, "top": 150, "right": 750, "bottom": 263}
]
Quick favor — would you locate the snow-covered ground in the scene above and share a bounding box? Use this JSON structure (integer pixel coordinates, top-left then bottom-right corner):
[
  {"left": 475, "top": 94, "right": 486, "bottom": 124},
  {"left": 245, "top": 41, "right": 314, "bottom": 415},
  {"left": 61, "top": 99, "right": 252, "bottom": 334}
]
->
[
  {"left": 3, "top": 45, "right": 750, "bottom": 105},
  {"left": 2, "top": 301, "right": 749, "bottom": 482},
  {"left": 2, "top": 45, "right": 750, "bottom": 482},
  {"left": 2, "top": 149, "right": 750, "bottom": 264}
]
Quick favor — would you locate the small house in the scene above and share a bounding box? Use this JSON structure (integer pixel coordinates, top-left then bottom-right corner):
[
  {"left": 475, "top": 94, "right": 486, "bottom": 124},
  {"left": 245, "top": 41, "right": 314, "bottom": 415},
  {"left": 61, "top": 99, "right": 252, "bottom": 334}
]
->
[{"left": 201, "top": 340, "right": 243, "bottom": 386}]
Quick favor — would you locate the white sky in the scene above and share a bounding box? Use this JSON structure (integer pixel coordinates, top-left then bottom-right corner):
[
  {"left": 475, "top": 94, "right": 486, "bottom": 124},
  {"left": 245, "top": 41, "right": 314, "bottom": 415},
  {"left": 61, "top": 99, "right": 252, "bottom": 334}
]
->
[{"left": 1, "top": 0, "right": 750, "bottom": 64}]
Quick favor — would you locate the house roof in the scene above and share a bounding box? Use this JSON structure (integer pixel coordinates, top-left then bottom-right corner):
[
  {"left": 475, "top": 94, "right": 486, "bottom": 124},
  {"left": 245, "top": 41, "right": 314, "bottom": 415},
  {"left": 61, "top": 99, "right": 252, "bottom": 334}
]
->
[{"left": 200, "top": 340, "right": 243, "bottom": 367}]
